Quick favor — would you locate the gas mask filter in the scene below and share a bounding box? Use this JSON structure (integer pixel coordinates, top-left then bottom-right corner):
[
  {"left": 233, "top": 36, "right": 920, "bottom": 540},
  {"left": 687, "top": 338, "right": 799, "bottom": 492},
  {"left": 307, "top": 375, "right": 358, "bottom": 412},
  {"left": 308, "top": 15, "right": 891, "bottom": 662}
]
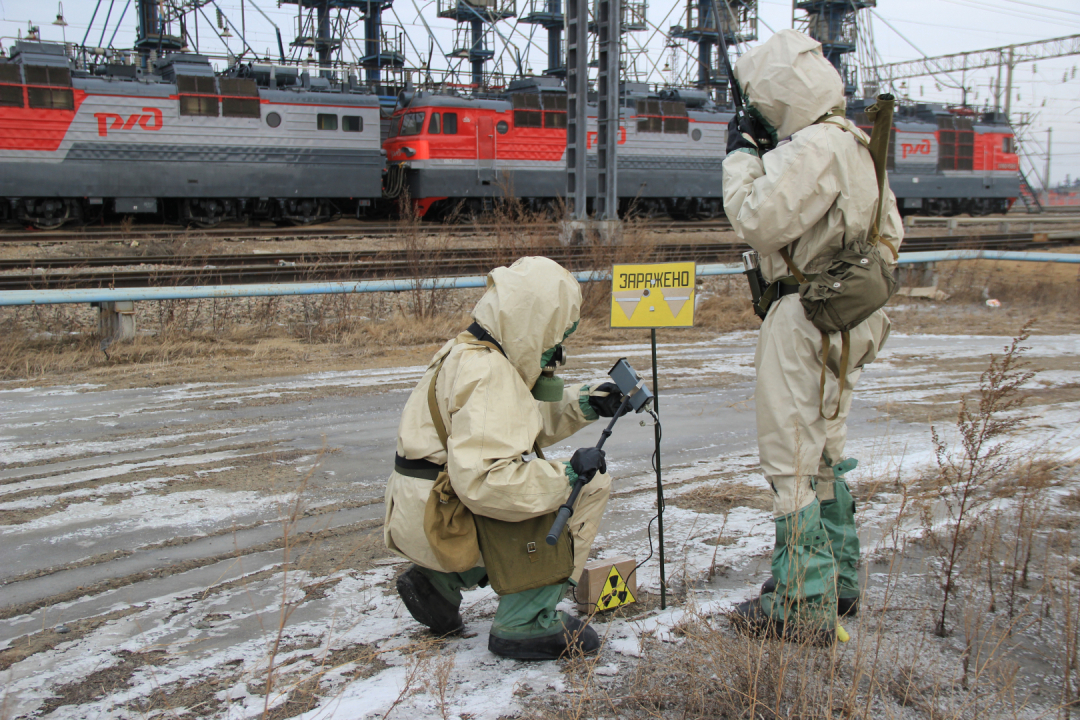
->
[
  {"left": 532, "top": 344, "right": 567, "bottom": 401},
  {"left": 532, "top": 320, "right": 578, "bottom": 402}
]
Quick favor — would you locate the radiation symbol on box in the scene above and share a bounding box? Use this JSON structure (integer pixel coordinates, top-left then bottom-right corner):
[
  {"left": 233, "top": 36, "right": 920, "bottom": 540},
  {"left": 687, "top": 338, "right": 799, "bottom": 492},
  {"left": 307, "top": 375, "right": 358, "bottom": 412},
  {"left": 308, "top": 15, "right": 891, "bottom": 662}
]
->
[{"left": 596, "top": 565, "right": 636, "bottom": 611}]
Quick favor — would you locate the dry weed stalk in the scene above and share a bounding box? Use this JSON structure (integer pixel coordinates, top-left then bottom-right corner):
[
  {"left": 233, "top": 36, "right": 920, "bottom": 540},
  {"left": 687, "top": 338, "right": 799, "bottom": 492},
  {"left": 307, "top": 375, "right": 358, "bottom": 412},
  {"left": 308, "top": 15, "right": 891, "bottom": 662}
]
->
[
  {"left": 924, "top": 320, "right": 1036, "bottom": 637},
  {"left": 260, "top": 455, "right": 318, "bottom": 718}
]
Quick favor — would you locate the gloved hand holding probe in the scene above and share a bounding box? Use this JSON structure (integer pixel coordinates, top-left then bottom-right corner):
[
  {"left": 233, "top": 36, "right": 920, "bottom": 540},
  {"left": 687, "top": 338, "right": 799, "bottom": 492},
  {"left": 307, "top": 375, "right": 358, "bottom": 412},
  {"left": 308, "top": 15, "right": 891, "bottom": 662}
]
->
[
  {"left": 566, "top": 447, "right": 607, "bottom": 484},
  {"left": 587, "top": 382, "right": 628, "bottom": 418}
]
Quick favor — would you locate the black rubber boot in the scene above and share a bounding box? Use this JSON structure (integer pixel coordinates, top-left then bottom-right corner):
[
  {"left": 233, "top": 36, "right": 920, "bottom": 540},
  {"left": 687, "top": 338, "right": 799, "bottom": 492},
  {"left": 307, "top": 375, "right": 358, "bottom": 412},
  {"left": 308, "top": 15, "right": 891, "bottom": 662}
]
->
[
  {"left": 396, "top": 567, "right": 464, "bottom": 637},
  {"left": 731, "top": 596, "right": 783, "bottom": 638},
  {"left": 763, "top": 576, "right": 859, "bottom": 617},
  {"left": 838, "top": 596, "right": 859, "bottom": 617},
  {"left": 729, "top": 596, "right": 835, "bottom": 646},
  {"left": 488, "top": 615, "right": 600, "bottom": 660}
]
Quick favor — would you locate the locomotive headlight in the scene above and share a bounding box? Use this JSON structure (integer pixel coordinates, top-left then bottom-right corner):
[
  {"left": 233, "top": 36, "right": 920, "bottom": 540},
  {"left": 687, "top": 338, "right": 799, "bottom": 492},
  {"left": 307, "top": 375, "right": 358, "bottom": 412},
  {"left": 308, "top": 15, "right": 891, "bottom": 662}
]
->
[{"left": 401, "top": 146, "right": 416, "bottom": 157}]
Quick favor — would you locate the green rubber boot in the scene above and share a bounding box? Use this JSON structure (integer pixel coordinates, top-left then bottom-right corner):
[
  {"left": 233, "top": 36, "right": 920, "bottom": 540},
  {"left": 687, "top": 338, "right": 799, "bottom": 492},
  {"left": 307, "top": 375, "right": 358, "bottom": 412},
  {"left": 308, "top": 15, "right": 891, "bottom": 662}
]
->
[
  {"left": 488, "top": 583, "right": 600, "bottom": 660},
  {"left": 759, "top": 500, "right": 838, "bottom": 634},
  {"left": 819, "top": 459, "right": 860, "bottom": 615}
]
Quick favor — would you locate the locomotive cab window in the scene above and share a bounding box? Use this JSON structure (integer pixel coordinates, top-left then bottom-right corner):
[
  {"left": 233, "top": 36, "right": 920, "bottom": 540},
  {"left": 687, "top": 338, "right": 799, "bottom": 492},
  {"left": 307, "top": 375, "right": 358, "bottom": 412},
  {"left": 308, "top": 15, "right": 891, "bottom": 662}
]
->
[
  {"left": 343, "top": 115, "right": 362, "bottom": 132},
  {"left": 400, "top": 111, "right": 425, "bottom": 136},
  {"left": 428, "top": 112, "right": 441, "bottom": 134},
  {"left": 318, "top": 113, "right": 338, "bottom": 131},
  {"left": 1003, "top": 136, "right": 1014, "bottom": 154},
  {"left": 442, "top": 112, "right": 458, "bottom": 134}
]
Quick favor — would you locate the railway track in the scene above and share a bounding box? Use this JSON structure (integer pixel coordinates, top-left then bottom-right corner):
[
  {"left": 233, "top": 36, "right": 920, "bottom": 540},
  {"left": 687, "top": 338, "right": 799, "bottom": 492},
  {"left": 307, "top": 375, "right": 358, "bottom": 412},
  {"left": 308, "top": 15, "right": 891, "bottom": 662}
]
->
[
  {"left": 0, "top": 219, "right": 734, "bottom": 244},
  {"left": 0, "top": 233, "right": 1074, "bottom": 292}
]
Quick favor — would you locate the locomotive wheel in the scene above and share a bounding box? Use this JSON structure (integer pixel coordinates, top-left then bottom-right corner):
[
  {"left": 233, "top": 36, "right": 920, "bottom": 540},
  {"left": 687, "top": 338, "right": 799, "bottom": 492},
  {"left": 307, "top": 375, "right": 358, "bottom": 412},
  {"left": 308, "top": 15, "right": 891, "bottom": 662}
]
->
[
  {"left": 31, "top": 215, "right": 68, "bottom": 231},
  {"left": 25, "top": 199, "right": 72, "bottom": 230}
]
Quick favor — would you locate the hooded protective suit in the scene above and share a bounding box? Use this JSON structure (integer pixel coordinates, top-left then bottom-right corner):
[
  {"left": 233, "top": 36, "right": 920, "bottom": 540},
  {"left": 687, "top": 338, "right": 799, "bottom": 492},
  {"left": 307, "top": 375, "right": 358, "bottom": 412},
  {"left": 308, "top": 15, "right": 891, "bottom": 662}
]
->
[
  {"left": 385, "top": 257, "right": 611, "bottom": 646},
  {"left": 722, "top": 30, "right": 903, "bottom": 628}
]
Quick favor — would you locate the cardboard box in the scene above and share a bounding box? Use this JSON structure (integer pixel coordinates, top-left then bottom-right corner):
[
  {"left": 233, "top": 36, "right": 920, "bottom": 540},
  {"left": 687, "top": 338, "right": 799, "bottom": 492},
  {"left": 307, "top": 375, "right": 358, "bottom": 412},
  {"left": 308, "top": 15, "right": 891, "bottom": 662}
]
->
[{"left": 575, "top": 555, "right": 637, "bottom": 614}]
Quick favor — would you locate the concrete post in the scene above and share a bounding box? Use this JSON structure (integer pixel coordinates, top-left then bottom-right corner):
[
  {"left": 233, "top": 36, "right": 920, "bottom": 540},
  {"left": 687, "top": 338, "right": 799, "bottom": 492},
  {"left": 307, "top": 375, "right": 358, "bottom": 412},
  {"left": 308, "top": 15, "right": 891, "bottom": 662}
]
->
[{"left": 98, "top": 301, "right": 136, "bottom": 346}]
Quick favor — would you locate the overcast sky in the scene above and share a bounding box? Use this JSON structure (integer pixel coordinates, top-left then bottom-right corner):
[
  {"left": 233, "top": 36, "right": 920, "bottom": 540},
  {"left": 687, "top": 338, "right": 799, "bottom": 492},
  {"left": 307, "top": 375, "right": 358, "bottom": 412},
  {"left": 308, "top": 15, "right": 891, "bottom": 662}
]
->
[{"left": 1, "top": 0, "right": 1077, "bottom": 185}]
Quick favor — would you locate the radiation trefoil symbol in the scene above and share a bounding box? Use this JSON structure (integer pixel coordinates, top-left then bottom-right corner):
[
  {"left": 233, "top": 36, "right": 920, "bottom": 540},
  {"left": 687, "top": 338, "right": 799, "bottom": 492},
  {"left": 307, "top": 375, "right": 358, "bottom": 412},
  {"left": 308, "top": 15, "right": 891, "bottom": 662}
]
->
[{"left": 595, "top": 565, "right": 636, "bottom": 611}]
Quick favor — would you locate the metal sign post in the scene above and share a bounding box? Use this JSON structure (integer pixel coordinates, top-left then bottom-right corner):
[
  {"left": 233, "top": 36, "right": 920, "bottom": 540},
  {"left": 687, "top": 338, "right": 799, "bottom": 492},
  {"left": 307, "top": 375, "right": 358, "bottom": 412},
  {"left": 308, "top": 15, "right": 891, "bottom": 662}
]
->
[{"left": 610, "top": 261, "right": 697, "bottom": 609}]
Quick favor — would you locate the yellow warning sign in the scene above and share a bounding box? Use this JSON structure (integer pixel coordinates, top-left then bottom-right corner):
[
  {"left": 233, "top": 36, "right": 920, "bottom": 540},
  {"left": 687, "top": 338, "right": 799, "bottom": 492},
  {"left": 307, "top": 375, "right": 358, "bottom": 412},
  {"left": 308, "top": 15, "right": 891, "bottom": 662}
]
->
[
  {"left": 610, "top": 262, "right": 696, "bottom": 328},
  {"left": 595, "top": 565, "right": 636, "bottom": 611}
]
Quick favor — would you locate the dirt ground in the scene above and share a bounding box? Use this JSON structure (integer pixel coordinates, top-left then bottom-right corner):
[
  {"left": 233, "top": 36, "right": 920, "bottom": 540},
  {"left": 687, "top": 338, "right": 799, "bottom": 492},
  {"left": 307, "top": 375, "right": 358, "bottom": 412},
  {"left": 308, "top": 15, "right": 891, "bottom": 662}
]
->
[{"left": 1, "top": 239, "right": 1079, "bottom": 720}]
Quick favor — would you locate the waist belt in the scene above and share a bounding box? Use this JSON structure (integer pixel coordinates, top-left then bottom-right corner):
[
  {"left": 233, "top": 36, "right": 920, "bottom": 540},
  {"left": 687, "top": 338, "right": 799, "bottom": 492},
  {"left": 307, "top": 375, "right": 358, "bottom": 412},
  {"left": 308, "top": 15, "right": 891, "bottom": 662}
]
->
[
  {"left": 777, "top": 282, "right": 801, "bottom": 297},
  {"left": 394, "top": 453, "right": 444, "bottom": 481}
]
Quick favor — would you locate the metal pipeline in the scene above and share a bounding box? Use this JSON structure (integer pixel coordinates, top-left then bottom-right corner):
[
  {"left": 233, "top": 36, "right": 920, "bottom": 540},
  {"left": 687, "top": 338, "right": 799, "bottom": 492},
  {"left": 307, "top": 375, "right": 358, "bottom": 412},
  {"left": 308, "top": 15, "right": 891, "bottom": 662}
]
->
[{"left": 0, "top": 250, "right": 1077, "bottom": 307}]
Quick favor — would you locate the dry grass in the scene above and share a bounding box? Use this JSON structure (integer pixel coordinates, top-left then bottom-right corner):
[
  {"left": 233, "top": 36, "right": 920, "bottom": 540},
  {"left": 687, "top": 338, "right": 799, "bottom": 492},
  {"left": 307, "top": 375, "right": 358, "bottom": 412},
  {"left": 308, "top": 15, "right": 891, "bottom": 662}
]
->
[
  {"left": 890, "top": 250, "right": 1080, "bottom": 335},
  {"left": 2, "top": 225, "right": 1077, "bottom": 386},
  {"left": 670, "top": 480, "right": 773, "bottom": 514},
  {"left": 695, "top": 277, "right": 760, "bottom": 332}
]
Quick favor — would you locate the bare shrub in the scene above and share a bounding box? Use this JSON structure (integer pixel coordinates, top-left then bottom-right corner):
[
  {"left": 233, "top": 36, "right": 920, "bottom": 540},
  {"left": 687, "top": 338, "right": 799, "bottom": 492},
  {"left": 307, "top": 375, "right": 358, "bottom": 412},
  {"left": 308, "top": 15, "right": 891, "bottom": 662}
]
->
[{"left": 923, "top": 321, "right": 1036, "bottom": 636}]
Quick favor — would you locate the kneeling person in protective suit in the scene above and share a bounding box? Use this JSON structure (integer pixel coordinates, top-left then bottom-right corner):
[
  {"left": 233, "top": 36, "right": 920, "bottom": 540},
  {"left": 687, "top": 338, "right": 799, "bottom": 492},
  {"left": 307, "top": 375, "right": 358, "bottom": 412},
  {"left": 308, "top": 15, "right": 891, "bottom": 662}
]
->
[
  {"left": 722, "top": 31, "right": 903, "bottom": 640},
  {"left": 384, "top": 256, "right": 625, "bottom": 660}
]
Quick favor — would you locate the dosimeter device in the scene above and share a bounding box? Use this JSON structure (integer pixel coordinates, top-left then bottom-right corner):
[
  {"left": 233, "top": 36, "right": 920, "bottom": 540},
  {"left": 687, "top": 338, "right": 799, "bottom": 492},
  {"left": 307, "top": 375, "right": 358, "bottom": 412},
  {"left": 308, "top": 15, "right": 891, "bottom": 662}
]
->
[{"left": 546, "top": 359, "right": 653, "bottom": 545}]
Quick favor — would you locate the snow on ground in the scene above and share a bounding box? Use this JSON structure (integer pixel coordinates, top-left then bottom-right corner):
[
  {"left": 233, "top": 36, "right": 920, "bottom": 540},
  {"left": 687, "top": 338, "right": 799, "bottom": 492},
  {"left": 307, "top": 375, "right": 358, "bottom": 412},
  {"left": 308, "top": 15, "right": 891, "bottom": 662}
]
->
[{"left": 1, "top": 331, "right": 1078, "bottom": 719}]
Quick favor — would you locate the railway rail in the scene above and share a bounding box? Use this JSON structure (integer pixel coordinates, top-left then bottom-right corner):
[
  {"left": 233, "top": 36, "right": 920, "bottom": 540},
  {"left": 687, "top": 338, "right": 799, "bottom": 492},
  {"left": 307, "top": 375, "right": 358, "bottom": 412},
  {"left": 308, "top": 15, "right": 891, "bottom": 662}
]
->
[
  {"left": 0, "top": 219, "right": 735, "bottom": 244},
  {"left": 0, "top": 233, "right": 1075, "bottom": 293}
]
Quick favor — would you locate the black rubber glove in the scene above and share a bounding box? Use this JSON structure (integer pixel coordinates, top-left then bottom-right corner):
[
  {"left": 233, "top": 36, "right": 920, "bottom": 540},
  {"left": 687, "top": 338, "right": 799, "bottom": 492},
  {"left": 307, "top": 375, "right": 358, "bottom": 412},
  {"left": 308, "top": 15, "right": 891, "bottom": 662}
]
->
[
  {"left": 588, "top": 382, "right": 627, "bottom": 418},
  {"left": 726, "top": 112, "right": 760, "bottom": 155},
  {"left": 570, "top": 447, "right": 607, "bottom": 483}
]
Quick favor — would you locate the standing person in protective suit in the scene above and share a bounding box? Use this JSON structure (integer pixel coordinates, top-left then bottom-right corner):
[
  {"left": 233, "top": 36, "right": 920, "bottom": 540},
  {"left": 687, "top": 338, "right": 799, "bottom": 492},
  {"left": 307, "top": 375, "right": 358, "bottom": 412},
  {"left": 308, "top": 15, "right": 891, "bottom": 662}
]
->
[
  {"left": 384, "top": 256, "right": 625, "bottom": 660},
  {"left": 722, "top": 30, "right": 903, "bottom": 640}
]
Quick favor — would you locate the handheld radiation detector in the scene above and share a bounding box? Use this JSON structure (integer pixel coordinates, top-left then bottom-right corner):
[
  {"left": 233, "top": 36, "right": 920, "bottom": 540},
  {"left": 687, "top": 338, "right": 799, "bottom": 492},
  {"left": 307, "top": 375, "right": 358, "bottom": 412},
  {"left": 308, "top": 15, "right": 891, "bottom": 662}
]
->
[{"left": 608, "top": 358, "right": 653, "bottom": 413}]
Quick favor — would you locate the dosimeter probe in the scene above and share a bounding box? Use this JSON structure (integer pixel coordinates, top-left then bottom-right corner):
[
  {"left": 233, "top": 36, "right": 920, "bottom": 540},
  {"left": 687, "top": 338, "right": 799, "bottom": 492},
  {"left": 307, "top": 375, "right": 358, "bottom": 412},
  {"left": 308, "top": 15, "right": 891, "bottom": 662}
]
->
[{"left": 546, "top": 359, "right": 653, "bottom": 545}]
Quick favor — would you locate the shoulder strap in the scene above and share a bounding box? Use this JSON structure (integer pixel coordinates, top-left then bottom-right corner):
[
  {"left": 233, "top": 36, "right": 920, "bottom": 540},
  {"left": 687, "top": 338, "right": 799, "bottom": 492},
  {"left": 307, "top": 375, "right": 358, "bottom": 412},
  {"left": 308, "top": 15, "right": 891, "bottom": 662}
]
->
[
  {"left": 818, "top": 330, "right": 851, "bottom": 421},
  {"left": 425, "top": 337, "right": 545, "bottom": 459},
  {"left": 426, "top": 356, "right": 450, "bottom": 448},
  {"left": 814, "top": 101, "right": 899, "bottom": 260},
  {"left": 778, "top": 248, "right": 807, "bottom": 284}
]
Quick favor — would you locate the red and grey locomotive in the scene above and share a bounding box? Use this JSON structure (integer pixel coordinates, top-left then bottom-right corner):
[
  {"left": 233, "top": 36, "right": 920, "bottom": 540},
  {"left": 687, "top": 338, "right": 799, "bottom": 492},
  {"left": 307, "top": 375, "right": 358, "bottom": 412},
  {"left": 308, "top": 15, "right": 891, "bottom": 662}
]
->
[
  {"left": 384, "top": 77, "right": 1021, "bottom": 219},
  {"left": 0, "top": 40, "right": 383, "bottom": 228}
]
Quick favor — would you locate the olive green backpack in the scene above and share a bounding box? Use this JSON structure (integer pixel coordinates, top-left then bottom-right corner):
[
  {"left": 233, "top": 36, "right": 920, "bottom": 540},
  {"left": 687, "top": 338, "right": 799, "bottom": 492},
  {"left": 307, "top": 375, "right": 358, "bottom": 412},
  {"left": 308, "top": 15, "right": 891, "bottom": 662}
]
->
[{"left": 779, "top": 94, "right": 899, "bottom": 419}]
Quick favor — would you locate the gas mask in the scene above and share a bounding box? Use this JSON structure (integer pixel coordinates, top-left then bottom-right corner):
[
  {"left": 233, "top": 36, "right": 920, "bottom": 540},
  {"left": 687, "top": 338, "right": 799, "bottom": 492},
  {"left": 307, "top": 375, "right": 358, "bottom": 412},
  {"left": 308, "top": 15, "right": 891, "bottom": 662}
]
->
[{"left": 531, "top": 321, "right": 578, "bottom": 402}]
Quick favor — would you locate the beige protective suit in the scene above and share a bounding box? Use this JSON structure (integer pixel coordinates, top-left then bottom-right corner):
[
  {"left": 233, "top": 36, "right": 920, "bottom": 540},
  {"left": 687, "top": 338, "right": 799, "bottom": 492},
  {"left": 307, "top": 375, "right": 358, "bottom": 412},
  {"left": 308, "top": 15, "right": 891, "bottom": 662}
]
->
[
  {"left": 384, "top": 256, "right": 610, "bottom": 583},
  {"left": 722, "top": 30, "right": 904, "bottom": 519}
]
